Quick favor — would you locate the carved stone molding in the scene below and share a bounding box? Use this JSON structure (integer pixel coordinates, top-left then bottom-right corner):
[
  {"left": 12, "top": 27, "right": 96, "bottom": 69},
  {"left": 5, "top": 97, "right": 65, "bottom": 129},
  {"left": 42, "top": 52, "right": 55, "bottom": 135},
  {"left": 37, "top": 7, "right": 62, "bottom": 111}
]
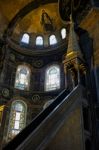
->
[
  {"left": 32, "top": 60, "right": 43, "bottom": 68},
  {"left": 32, "top": 94, "right": 40, "bottom": 103},
  {"left": 2, "top": 88, "right": 10, "bottom": 98}
]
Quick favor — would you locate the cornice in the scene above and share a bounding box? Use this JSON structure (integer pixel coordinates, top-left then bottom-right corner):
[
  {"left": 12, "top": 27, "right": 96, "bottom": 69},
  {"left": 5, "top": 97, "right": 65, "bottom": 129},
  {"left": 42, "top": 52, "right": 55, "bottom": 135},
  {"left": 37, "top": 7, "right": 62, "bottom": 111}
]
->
[{"left": 7, "top": 38, "right": 66, "bottom": 56}]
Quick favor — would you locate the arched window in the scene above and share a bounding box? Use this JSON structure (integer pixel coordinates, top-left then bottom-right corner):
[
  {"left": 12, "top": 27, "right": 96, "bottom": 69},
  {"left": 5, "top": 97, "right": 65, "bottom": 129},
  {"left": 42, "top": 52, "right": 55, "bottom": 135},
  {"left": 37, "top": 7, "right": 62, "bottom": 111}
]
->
[
  {"left": 15, "top": 65, "right": 30, "bottom": 90},
  {"left": 49, "top": 35, "right": 57, "bottom": 45},
  {"left": 21, "top": 33, "right": 30, "bottom": 44},
  {"left": 45, "top": 65, "right": 60, "bottom": 91},
  {"left": 61, "top": 28, "right": 66, "bottom": 39},
  {"left": 36, "top": 36, "right": 43, "bottom": 46},
  {"left": 7, "top": 101, "right": 27, "bottom": 141}
]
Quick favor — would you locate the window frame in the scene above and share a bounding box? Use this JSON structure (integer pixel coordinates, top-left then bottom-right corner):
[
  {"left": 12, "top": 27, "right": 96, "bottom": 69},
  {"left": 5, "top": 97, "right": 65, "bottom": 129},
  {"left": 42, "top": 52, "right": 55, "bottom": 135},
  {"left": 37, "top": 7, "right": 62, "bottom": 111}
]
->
[
  {"left": 14, "top": 65, "right": 31, "bottom": 91},
  {"left": 21, "top": 33, "right": 30, "bottom": 44},
  {"left": 36, "top": 35, "right": 44, "bottom": 46},
  {"left": 45, "top": 65, "right": 60, "bottom": 91},
  {"left": 49, "top": 34, "right": 57, "bottom": 45},
  {"left": 7, "top": 100, "right": 27, "bottom": 141},
  {"left": 61, "top": 28, "right": 66, "bottom": 39}
]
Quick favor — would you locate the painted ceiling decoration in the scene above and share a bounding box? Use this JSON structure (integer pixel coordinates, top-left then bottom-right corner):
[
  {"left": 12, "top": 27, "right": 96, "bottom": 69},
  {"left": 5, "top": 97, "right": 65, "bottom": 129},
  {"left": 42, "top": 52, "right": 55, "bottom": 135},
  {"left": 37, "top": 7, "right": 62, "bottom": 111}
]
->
[
  {"left": 0, "top": 0, "right": 92, "bottom": 39},
  {"left": 0, "top": 0, "right": 92, "bottom": 56},
  {"left": 0, "top": 0, "right": 57, "bottom": 37},
  {"left": 13, "top": 3, "right": 61, "bottom": 35},
  {"left": 40, "top": 9, "right": 56, "bottom": 33}
]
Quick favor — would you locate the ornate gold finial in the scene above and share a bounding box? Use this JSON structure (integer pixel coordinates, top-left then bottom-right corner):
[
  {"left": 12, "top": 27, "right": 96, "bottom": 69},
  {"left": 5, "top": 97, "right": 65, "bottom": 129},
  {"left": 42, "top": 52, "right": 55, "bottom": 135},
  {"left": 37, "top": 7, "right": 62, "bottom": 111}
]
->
[{"left": 66, "top": 14, "right": 83, "bottom": 60}]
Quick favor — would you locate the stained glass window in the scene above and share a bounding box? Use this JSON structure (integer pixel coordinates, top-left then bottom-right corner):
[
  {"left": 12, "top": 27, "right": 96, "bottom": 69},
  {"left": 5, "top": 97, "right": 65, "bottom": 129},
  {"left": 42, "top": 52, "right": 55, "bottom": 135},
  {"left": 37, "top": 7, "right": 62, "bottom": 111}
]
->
[
  {"left": 49, "top": 35, "right": 57, "bottom": 45},
  {"left": 45, "top": 65, "right": 60, "bottom": 91},
  {"left": 36, "top": 36, "right": 43, "bottom": 46},
  {"left": 15, "top": 65, "right": 30, "bottom": 90},
  {"left": 21, "top": 33, "right": 30, "bottom": 44},
  {"left": 7, "top": 101, "right": 27, "bottom": 141},
  {"left": 61, "top": 28, "right": 66, "bottom": 39}
]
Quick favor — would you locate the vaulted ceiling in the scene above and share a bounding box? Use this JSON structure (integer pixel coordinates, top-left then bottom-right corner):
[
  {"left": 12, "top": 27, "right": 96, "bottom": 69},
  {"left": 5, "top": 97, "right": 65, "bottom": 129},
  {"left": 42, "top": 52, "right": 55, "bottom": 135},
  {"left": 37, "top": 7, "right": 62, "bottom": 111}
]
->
[
  {"left": 0, "top": 0, "right": 33, "bottom": 21},
  {"left": 0, "top": 0, "right": 90, "bottom": 38},
  {"left": 14, "top": 3, "right": 63, "bottom": 34},
  {"left": 0, "top": 0, "right": 31, "bottom": 36},
  {"left": 0, "top": 0, "right": 65, "bottom": 37}
]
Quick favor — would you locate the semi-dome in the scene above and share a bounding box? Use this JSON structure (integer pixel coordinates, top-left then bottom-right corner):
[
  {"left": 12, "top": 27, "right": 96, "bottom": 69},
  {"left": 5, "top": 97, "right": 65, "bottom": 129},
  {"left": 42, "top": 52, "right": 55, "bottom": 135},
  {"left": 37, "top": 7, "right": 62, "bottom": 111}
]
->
[{"left": 0, "top": 0, "right": 69, "bottom": 55}]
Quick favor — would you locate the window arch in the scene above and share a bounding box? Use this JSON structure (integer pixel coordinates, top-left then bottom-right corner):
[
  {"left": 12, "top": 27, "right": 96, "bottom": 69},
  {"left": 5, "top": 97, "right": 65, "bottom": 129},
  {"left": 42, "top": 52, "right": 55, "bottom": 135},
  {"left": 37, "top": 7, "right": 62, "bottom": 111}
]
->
[
  {"left": 49, "top": 35, "right": 57, "bottom": 45},
  {"left": 7, "top": 100, "right": 27, "bottom": 141},
  {"left": 21, "top": 33, "right": 30, "bottom": 44},
  {"left": 36, "top": 36, "right": 43, "bottom": 46},
  {"left": 61, "top": 28, "right": 66, "bottom": 39},
  {"left": 15, "top": 65, "right": 30, "bottom": 90},
  {"left": 45, "top": 65, "right": 60, "bottom": 91}
]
